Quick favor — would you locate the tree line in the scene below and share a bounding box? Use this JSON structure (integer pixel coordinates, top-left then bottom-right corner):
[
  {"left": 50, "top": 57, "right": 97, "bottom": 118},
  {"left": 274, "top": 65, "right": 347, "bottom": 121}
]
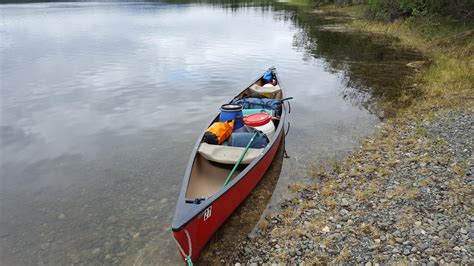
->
[{"left": 315, "top": 0, "right": 473, "bottom": 21}]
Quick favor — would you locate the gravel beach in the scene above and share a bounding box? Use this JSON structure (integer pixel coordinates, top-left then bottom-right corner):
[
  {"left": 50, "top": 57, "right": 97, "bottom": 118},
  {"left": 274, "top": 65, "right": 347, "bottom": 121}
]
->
[{"left": 229, "top": 109, "right": 473, "bottom": 264}]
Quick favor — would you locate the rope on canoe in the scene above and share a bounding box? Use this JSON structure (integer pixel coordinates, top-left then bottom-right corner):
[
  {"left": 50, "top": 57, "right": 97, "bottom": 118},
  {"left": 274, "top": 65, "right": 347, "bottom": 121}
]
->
[{"left": 173, "top": 229, "right": 193, "bottom": 266}]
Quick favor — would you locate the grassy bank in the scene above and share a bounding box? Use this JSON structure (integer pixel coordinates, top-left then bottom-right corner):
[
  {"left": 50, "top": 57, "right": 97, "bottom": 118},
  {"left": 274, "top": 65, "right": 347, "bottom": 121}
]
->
[
  {"left": 324, "top": 4, "right": 473, "bottom": 114},
  {"left": 229, "top": 4, "right": 473, "bottom": 264}
]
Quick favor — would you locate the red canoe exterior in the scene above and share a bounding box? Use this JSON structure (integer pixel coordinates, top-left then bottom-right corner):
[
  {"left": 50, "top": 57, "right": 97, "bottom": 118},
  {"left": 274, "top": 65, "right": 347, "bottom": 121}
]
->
[
  {"left": 172, "top": 68, "right": 288, "bottom": 263},
  {"left": 173, "top": 130, "right": 283, "bottom": 262}
]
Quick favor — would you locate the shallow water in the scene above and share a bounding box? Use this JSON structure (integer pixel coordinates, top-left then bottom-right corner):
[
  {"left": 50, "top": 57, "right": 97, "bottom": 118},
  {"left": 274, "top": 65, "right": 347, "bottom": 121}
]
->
[{"left": 0, "top": 1, "right": 422, "bottom": 265}]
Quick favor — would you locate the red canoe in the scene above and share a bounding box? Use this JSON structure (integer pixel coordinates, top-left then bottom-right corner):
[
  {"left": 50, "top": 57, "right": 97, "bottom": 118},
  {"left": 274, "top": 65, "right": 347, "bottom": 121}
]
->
[{"left": 172, "top": 67, "right": 289, "bottom": 264}]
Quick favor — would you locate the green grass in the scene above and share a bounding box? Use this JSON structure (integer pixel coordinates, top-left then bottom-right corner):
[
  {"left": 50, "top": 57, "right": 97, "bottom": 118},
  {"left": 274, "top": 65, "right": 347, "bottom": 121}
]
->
[{"left": 319, "top": 5, "right": 473, "bottom": 114}]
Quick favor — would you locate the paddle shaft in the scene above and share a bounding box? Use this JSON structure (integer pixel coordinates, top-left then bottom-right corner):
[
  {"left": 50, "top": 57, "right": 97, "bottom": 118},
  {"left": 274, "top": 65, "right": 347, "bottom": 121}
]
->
[{"left": 222, "top": 131, "right": 259, "bottom": 187}]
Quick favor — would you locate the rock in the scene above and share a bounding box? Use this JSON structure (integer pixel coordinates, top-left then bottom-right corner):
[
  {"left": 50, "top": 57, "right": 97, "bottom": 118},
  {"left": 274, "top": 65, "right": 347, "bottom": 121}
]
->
[
  {"left": 341, "top": 198, "right": 350, "bottom": 207},
  {"left": 377, "top": 110, "right": 386, "bottom": 119},
  {"left": 425, "top": 248, "right": 434, "bottom": 255},
  {"left": 368, "top": 245, "right": 379, "bottom": 251},
  {"left": 244, "top": 247, "right": 252, "bottom": 254},
  {"left": 403, "top": 249, "right": 411, "bottom": 255},
  {"left": 92, "top": 248, "right": 101, "bottom": 255},
  {"left": 106, "top": 215, "right": 118, "bottom": 224},
  {"left": 322, "top": 226, "right": 330, "bottom": 233},
  {"left": 289, "top": 249, "right": 296, "bottom": 257}
]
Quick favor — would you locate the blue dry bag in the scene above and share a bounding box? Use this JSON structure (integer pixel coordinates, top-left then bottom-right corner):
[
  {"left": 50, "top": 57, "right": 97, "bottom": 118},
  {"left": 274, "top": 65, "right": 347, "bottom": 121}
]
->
[
  {"left": 262, "top": 70, "right": 273, "bottom": 83},
  {"left": 228, "top": 132, "right": 269, "bottom": 148},
  {"left": 231, "top": 98, "right": 282, "bottom": 116}
]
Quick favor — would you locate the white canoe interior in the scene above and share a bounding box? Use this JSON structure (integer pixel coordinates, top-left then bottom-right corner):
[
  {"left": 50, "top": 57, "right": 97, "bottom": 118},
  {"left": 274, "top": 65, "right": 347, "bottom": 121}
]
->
[{"left": 185, "top": 74, "right": 283, "bottom": 200}]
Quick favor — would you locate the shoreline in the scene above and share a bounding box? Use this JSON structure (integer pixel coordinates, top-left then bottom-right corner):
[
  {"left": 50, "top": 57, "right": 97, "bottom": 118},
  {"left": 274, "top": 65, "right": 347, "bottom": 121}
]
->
[{"left": 227, "top": 5, "right": 473, "bottom": 264}]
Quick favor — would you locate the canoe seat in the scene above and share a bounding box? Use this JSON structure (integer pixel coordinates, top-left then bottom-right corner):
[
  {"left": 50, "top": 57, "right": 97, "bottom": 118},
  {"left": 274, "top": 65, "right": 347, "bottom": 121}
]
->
[
  {"left": 197, "top": 143, "right": 263, "bottom": 164},
  {"left": 249, "top": 84, "right": 281, "bottom": 99}
]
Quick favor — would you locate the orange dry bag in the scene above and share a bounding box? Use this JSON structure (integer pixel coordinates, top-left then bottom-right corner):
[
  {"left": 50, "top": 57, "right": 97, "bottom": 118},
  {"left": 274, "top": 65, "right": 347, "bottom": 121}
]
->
[{"left": 203, "top": 120, "right": 234, "bottom": 145}]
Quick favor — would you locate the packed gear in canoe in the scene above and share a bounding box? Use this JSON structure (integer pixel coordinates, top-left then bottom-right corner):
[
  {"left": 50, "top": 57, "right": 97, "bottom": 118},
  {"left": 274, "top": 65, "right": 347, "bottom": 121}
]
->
[
  {"left": 172, "top": 67, "right": 292, "bottom": 264},
  {"left": 202, "top": 120, "right": 234, "bottom": 145}
]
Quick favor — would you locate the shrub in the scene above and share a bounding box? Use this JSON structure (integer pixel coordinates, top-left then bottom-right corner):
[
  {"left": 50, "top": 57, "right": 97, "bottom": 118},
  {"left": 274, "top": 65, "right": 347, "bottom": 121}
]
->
[{"left": 365, "top": 0, "right": 474, "bottom": 21}]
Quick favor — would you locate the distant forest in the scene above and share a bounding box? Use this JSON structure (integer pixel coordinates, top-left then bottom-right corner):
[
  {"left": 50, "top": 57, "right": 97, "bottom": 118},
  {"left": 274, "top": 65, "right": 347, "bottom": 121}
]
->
[{"left": 317, "top": 0, "right": 473, "bottom": 21}]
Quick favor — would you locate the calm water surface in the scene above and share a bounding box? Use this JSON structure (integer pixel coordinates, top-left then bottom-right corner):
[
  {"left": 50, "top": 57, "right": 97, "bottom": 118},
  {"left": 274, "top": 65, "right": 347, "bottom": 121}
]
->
[{"left": 0, "top": 1, "right": 421, "bottom": 264}]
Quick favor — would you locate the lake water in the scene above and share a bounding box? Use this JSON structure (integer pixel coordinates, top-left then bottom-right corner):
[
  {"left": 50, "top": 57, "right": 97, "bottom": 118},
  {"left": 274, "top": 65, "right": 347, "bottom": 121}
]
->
[{"left": 0, "top": 1, "right": 421, "bottom": 264}]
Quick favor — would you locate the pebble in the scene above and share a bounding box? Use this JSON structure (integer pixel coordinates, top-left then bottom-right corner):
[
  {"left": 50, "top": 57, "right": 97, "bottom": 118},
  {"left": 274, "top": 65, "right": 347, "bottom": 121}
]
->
[
  {"left": 106, "top": 215, "right": 118, "bottom": 224},
  {"left": 40, "top": 243, "right": 50, "bottom": 250},
  {"left": 341, "top": 198, "right": 350, "bottom": 207},
  {"left": 418, "top": 243, "right": 429, "bottom": 251},
  {"left": 92, "top": 248, "right": 101, "bottom": 255}
]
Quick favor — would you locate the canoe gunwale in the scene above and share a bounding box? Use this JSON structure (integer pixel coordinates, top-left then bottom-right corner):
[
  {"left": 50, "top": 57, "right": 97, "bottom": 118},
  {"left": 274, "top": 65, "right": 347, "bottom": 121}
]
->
[{"left": 171, "top": 68, "right": 288, "bottom": 232}]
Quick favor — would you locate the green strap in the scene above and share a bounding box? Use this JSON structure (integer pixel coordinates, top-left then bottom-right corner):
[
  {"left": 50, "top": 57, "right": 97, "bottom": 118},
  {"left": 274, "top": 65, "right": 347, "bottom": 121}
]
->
[
  {"left": 222, "top": 131, "right": 259, "bottom": 187},
  {"left": 185, "top": 256, "right": 193, "bottom": 266}
]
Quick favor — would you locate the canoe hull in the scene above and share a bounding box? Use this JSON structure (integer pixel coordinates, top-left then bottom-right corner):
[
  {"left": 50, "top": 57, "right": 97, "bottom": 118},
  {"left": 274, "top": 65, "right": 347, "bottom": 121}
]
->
[{"left": 173, "top": 129, "right": 284, "bottom": 262}]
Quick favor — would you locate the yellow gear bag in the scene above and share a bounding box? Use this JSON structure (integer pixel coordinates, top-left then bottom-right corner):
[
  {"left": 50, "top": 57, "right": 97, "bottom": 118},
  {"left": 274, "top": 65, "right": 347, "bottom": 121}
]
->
[{"left": 203, "top": 120, "right": 234, "bottom": 145}]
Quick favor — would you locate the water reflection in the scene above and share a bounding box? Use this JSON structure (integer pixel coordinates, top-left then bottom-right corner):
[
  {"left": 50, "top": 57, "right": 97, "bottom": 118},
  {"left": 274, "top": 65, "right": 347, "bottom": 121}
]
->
[{"left": 0, "top": 1, "right": 421, "bottom": 265}]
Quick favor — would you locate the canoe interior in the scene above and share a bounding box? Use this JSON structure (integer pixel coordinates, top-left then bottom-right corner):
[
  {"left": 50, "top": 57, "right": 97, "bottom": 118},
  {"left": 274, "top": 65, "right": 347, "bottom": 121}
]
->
[
  {"left": 186, "top": 154, "right": 247, "bottom": 199},
  {"left": 185, "top": 75, "right": 283, "bottom": 200}
]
